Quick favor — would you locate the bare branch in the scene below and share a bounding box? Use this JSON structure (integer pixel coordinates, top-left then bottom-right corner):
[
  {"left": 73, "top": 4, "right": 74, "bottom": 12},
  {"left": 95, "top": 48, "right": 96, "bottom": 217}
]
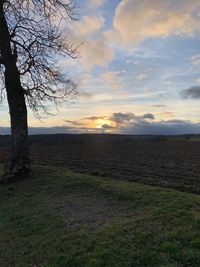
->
[{"left": 0, "top": 0, "right": 79, "bottom": 116}]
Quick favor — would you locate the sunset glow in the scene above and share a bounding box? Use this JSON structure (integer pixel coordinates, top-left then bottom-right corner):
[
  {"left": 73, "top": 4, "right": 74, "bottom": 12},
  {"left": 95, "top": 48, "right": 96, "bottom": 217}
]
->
[
  {"left": 95, "top": 119, "right": 114, "bottom": 129},
  {"left": 1, "top": 0, "right": 200, "bottom": 135}
]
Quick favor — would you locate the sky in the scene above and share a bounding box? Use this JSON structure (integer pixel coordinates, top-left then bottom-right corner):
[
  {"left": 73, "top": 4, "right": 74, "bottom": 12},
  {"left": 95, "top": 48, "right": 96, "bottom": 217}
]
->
[{"left": 1, "top": 0, "right": 200, "bottom": 135}]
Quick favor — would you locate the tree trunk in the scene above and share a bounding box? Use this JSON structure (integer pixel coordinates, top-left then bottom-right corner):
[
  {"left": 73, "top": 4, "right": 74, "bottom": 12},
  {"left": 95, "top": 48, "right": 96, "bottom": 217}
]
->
[
  {"left": 0, "top": 2, "right": 30, "bottom": 181},
  {"left": 3, "top": 65, "right": 30, "bottom": 180}
]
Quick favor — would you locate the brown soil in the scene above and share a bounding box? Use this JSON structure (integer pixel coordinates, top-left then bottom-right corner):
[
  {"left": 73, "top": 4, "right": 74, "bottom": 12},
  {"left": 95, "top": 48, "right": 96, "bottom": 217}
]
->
[{"left": 1, "top": 135, "right": 200, "bottom": 194}]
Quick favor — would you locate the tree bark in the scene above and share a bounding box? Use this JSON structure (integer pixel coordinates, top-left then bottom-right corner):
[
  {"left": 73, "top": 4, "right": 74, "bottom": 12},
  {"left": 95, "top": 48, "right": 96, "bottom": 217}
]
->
[
  {"left": 3, "top": 64, "right": 31, "bottom": 180},
  {"left": 0, "top": 1, "right": 30, "bottom": 181}
]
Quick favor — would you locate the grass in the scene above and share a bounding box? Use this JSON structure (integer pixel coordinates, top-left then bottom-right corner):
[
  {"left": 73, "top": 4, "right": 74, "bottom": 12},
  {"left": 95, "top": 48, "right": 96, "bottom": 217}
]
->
[{"left": 0, "top": 165, "right": 200, "bottom": 266}]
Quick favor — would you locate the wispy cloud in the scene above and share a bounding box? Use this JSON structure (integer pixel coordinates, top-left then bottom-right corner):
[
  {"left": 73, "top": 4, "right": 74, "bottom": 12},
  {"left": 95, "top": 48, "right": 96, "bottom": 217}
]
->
[
  {"left": 101, "top": 70, "right": 125, "bottom": 89},
  {"left": 136, "top": 73, "right": 148, "bottom": 81},
  {"left": 191, "top": 54, "right": 200, "bottom": 65},
  {"left": 152, "top": 104, "right": 166, "bottom": 108},
  {"left": 88, "top": 0, "right": 107, "bottom": 9}
]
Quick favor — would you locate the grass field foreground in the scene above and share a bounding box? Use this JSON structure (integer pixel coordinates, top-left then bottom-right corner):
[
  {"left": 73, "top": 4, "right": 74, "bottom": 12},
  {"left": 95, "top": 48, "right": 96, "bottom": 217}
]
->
[{"left": 0, "top": 165, "right": 200, "bottom": 266}]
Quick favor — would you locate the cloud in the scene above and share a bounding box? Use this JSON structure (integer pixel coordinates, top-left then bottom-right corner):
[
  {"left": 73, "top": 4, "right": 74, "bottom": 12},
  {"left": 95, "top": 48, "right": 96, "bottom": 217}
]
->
[
  {"left": 2, "top": 112, "right": 200, "bottom": 135},
  {"left": 64, "top": 113, "right": 156, "bottom": 133},
  {"left": 65, "top": 120, "right": 84, "bottom": 126},
  {"left": 165, "top": 119, "right": 186, "bottom": 124},
  {"left": 65, "top": 16, "right": 113, "bottom": 70},
  {"left": 101, "top": 124, "right": 114, "bottom": 130},
  {"left": 136, "top": 73, "right": 148, "bottom": 81},
  {"left": 191, "top": 54, "right": 200, "bottom": 65},
  {"left": 81, "top": 38, "right": 113, "bottom": 70},
  {"left": 107, "top": 113, "right": 200, "bottom": 135},
  {"left": 152, "top": 104, "right": 166, "bottom": 108},
  {"left": 83, "top": 116, "right": 105, "bottom": 121},
  {"left": 103, "top": 112, "right": 200, "bottom": 135},
  {"left": 72, "top": 16, "right": 103, "bottom": 37},
  {"left": 78, "top": 92, "right": 94, "bottom": 99},
  {"left": 110, "top": 112, "right": 135, "bottom": 124},
  {"left": 123, "top": 120, "right": 200, "bottom": 135},
  {"left": 142, "top": 113, "right": 154, "bottom": 120},
  {"left": 102, "top": 71, "right": 120, "bottom": 81},
  {"left": 80, "top": 72, "right": 94, "bottom": 86},
  {"left": 101, "top": 70, "right": 125, "bottom": 89},
  {"left": 88, "top": 0, "right": 107, "bottom": 8},
  {"left": 108, "top": 0, "right": 200, "bottom": 47},
  {"left": 157, "top": 111, "right": 174, "bottom": 119},
  {"left": 65, "top": 116, "right": 115, "bottom": 131},
  {"left": 180, "top": 86, "right": 200, "bottom": 99},
  {"left": 110, "top": 112, "right": 155, "bottom": 124}
]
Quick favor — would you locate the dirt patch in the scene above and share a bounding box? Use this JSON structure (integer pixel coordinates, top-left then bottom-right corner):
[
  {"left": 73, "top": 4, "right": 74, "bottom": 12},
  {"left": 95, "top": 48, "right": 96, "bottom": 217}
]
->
[{"left": 45, "top": 190, "right": 135, "bottom": 231}]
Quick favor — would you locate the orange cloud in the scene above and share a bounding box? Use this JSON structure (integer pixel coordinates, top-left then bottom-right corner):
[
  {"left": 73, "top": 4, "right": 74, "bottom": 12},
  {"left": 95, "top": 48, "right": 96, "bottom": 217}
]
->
[
  {"left": 72, "top": 16, "right": 103, "bottom": 37},
  {"left": 108, "top": 0, "right": 200, "bottom": 47},
  {"left": 64, "top": 16, "right": 113, "bottom": 70},
  {"left": 101, "top": 71, "right": 125, "bottom": 89}
]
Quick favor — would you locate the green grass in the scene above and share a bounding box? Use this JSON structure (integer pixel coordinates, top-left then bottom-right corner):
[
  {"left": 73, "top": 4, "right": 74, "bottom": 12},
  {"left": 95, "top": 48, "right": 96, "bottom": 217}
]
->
[{"left": 0, "top": 165, "right": 200, "bottom": 267}]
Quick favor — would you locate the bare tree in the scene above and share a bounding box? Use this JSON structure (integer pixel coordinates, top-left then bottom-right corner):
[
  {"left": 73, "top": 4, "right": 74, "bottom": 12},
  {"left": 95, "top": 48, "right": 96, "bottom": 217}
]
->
[{"left": 0, "top": 0, "right": 78, "bottom": 181}]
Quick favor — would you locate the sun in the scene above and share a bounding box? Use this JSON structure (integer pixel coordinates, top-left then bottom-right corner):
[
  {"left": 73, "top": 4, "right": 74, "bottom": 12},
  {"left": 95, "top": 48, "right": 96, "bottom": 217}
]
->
[{"left": 95, "top": 118, "right": 113, "bottom": 129}]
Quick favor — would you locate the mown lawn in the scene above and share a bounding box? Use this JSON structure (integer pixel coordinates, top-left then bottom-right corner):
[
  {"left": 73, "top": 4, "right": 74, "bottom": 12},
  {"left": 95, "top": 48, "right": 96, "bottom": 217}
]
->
[{"left": 0, "top": 165, "right": 200, "bottom": 267}]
